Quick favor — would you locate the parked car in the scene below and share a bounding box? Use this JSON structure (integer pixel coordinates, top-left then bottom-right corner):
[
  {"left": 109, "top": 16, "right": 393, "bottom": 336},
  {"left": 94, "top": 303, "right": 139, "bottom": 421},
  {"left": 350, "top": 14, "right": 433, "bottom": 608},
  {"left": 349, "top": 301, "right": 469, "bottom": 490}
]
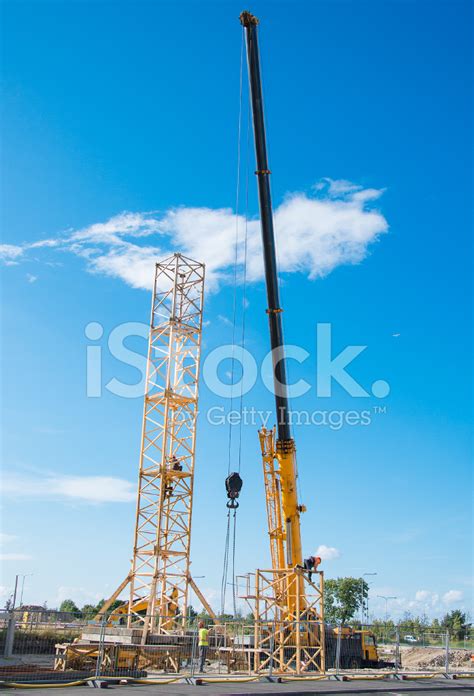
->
[{"left": 404, "top": 635, "right": 417, "bottom": 643}]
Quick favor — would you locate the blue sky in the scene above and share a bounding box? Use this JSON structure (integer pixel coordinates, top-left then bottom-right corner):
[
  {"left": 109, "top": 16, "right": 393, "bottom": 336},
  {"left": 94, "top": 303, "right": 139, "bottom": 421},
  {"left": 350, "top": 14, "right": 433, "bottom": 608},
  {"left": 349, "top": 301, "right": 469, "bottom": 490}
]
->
[{"left": 1, "top": 0, "right": 472, "bottom": 620}]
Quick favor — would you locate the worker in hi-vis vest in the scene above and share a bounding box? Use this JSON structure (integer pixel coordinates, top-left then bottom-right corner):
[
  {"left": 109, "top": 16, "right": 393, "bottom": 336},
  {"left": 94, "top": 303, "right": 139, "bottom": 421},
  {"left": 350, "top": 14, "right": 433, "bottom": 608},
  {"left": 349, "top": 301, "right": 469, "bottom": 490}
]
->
[{"left": 198, "top": 620, "right": 209, "bottom": 672}]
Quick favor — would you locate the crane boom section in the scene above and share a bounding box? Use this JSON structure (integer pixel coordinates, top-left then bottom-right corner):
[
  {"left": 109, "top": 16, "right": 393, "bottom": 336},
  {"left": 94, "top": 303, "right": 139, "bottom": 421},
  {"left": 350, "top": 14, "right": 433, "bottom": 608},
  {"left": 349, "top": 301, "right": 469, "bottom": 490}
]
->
[
  {"left": 241, "top": 11, "right": 291, "bottom": 442},
  {"left": 241, "top": 11, "right": 304, "bottom": 574}
]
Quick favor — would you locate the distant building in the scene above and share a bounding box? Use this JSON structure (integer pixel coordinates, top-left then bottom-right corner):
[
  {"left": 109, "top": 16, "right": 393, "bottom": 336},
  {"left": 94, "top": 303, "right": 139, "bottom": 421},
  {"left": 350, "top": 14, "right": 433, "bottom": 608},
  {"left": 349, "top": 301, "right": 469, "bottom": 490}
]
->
[{"left": 15, "top": 605, "right": 79, "bottom": 627}]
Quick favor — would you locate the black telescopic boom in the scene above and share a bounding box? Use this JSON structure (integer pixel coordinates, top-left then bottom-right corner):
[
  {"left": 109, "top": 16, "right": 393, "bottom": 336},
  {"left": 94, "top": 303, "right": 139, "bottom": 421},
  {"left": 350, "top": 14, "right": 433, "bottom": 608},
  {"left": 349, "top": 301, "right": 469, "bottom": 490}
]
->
[{"left": 240, "top": 11, "right": 292, "bottom": 443}]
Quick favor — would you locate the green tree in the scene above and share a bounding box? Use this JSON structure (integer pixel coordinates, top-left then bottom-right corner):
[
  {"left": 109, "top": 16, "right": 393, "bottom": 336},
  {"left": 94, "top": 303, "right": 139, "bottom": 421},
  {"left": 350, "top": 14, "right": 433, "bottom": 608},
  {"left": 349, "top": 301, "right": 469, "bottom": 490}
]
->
[
  {"left": 59, "top": 599, "right": 80, "bottom": 615},
  {"left": 95, "top": 599, "right": 124, "bottom": 614},
  {"left": 324, "top": 577, "right": 368, "bottom": 625},
  {"left": 442, "top": 610, "right": 467, "bottom": 640},
  {"left": 81, "top": 603, "right": 98, "bottom": 620},
  {"left": 186, "top": 605, "right": 198, "bottom": 624},
  {"left": 197, "top": 610, "right": 214, "bottom": 624},
  {"left": 217, "top": 612, "right": 234, "bottom": 622}
]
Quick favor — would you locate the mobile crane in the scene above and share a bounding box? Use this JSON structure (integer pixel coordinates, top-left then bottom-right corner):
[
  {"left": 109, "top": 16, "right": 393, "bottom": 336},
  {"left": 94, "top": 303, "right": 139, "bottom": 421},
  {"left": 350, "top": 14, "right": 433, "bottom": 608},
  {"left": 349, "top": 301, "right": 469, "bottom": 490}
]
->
[
  {"left": 240, "top": 12, "right": 391, "bottom": 673},
  {"left": 240, "top": 9, "right": 308, "bottom": 622}
]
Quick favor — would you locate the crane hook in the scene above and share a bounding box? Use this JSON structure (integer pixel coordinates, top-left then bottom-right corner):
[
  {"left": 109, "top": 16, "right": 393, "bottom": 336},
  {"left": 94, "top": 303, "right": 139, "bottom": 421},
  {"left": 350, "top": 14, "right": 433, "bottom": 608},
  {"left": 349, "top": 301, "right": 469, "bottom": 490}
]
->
[{"left": 225, "top": 472, "right": 243, "bottom": 509}]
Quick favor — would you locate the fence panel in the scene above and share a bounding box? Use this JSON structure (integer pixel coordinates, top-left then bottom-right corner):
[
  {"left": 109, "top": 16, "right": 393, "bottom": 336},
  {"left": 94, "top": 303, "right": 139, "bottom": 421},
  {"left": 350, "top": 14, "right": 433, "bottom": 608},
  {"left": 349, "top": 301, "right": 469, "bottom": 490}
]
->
[
  {"left": 396, "top": 630, "right": 473, "bottom": 674},
  {"left": 0, "top": 609, "right": 99, "bottom": 683},
  {"left": 1, "top": 612, "right": 473, "bottom": 683}
]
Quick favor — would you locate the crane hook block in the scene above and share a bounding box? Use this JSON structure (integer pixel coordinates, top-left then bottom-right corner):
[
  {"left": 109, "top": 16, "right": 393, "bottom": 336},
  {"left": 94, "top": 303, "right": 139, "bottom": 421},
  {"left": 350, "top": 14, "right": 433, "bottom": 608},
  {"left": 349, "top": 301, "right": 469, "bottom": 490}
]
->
[{"left": 225, "top": 472, "right": 243, "bottom": 509}]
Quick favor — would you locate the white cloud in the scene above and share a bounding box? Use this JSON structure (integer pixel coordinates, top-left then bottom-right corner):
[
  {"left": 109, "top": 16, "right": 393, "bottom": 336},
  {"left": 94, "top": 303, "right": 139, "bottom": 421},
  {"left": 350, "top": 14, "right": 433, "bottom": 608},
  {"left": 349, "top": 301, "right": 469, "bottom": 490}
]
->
[
  {"left": 316, "top": 544, "right": 341, "bottom": 561},
  {"left": 2, "top": 473, "right": 135, "bottom": 504},
  {"left": 0, "top": 244, "right": 24, "bottom": 264},
  {"left": 85, "top": 242, "right": 165, "bottom": 290},
  {"left": 217, "top": 314, "right": 233, "bottom": 327},
  {"left": 320, "top": 178, "right": 360, "bottom": 196},
  {"left": 415, "top": 590, "right": 431, "bottom": 602},
  {"left": 381, "top": 589, "right": 467, "bottom": 618},
  {"left": 0, "top": 553, "right": 32, "bottom": 561},
  {"left": 413, "top": 589, "right": 440, "bottom": 607},
  {"left": 0, "top": 532, "right": 31, "bottom": 562},
  {"left": 1, "top": 179, "right": 388, "bottom": 292},
  {"left": 26, "top": 273, "right": 38, "bottom": 283},
  {"left": 0, "top": 533, "right": 16, "bottom": 545},
  {"left": 55, "top": 586, "right": 103, "bottom": 607},
  {"left": 443, "top": 590, "right": 463, "bottom": 605},
  {"left": 29, "top": 238, "right": 62, "bottom": 249},
  {"left": 70, "top": 211, "right": 160, "bottom": 245}
]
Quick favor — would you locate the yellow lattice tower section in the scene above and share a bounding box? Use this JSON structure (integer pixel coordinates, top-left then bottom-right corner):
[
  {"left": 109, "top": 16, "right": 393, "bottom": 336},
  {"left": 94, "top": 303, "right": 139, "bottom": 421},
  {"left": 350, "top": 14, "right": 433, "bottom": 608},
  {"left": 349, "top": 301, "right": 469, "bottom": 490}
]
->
[
  {"left": 240, "top": 427, "right": 325, "bottom": 673},
  {"left": 98, "top": 254, "right": 206, "bottom": 640},
  {"left": 252, "top": 568, "right": 325, "bottom": 673},
  {"left": 130, "top": 253, "right": 205, "bottom": 638}
]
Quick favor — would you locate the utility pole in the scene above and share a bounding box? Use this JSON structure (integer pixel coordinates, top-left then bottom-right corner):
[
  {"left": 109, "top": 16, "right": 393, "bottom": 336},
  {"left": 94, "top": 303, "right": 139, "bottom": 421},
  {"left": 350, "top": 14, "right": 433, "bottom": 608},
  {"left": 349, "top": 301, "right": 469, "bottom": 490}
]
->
[{"left": 4, "top": 575, "right": 19, "bottom": 658}]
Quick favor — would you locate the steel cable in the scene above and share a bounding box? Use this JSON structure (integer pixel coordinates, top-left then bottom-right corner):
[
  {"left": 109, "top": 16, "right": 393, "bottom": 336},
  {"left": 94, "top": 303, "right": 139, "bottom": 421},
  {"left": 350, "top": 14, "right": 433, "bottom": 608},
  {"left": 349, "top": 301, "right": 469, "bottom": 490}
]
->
[
  {"left": 220, "top": 508, "right": 231, "bottom": 616},
  {"left": 226, "top": 27, "right": 245, "bottom": 476}
]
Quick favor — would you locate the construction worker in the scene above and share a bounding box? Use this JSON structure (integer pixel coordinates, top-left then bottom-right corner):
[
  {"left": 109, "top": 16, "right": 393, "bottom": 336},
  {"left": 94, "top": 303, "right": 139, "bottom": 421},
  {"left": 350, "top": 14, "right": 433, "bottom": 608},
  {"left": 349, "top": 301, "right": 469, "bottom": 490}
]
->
[
  {"left": 303, "top": 555, "right": 321, "bottom": 582},
  {"left": 171, "top": 456, "right": 183, "bottom": 472},
  {"left": 198, "top": 620, "right": 209, "bottom": 672}
]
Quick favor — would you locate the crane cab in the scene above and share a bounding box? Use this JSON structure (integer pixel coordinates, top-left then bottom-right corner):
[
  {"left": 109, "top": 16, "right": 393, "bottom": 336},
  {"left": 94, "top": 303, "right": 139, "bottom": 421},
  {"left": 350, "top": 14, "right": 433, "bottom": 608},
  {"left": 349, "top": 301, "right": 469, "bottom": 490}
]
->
[{"left": 359, "top": 630, "right": 379, "bottom": 663}]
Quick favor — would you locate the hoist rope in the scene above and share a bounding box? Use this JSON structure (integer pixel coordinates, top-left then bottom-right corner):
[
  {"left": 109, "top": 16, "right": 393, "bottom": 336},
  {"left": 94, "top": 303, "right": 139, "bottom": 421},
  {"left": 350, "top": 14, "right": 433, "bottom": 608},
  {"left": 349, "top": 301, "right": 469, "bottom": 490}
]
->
[
  {"left": 231, "top": 507, "right": 238, "bottom": 616},
  {"left": 226, "top": 27, "right": 245, "bottom": 476},
  {"left": 220, "top": 507, "right": 238, "bottom": 616},
  {"left": 221, "top": 28, "right": 245, "bottom": 618},
  {"left": 237, "top": 102, "right": 251, "bottom": 473},
  {"left": 220, "top": 508, "right": 231, "bottom": 615}
]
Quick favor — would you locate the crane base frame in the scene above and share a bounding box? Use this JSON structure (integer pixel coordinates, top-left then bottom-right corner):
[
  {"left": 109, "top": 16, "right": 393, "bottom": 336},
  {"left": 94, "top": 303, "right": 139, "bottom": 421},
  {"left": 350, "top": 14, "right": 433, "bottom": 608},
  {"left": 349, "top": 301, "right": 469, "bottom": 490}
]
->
[{"left": 240, "top": 568, "right": 325, "bottom": 674}]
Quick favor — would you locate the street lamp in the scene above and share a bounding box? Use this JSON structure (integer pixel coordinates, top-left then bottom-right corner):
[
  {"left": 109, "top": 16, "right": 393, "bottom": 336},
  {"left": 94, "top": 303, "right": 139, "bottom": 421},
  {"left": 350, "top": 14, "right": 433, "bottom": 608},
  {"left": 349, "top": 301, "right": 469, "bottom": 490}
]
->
[
  {"left": 19, "top": 574, "right": 34, "bottom": 606},
  {"left": 10, "top": 573, "right": 34, "bottom": 610},
  {"left": 377, "top": 595, "right": 397, "bottom": 645},
  {"left": 361, "top": 573, "right": 377, "bottom": 625},
  {"left": 11, "top": 575, "right": 19, "bottom": 609},
  {"left": 377, "top": 595, "right": 397, "bottom": 623}
]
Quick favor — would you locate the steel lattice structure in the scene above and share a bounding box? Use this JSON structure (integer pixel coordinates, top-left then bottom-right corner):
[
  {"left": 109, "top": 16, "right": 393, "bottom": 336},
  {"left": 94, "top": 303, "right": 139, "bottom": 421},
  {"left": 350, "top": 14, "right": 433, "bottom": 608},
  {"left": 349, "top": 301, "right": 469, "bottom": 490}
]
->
[
  {"left": 239, "top": 567, "right": 325, "bottom": 673},
  {"left": 130, "top": 253, "right": 204, "bottom": 636},
  {"left": 98, "top": 254, "right": 207, "bottom": 640}
]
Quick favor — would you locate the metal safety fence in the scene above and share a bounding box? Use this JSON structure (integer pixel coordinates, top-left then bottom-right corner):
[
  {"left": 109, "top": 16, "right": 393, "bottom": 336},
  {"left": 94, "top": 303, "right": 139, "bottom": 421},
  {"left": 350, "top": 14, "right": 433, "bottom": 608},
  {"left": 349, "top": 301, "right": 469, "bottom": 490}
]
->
[{"left": 1, "top": 610, "right": 473, "bottom": 683}]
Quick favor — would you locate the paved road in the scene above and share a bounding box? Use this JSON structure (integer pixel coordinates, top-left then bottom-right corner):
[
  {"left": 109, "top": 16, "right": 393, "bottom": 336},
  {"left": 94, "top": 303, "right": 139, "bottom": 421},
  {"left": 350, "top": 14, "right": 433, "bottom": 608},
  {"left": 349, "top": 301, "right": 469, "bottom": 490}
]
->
[{"left": 5, "top": 678, "right": 474, "bottom": 695}]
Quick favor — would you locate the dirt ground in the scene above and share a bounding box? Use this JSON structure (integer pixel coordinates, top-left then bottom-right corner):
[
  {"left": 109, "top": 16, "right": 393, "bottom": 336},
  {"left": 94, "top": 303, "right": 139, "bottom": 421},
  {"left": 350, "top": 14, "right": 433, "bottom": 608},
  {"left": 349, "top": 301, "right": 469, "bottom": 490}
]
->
[{"left": 400, "top": 646, "right": 473, "bottom": 670}]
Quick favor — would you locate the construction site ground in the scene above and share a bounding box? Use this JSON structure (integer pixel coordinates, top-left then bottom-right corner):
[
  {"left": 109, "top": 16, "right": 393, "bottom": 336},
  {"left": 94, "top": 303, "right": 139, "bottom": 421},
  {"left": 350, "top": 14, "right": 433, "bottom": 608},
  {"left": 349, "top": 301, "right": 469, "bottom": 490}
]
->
[
  {"left": 4, "top": 677, "right": 474, "bottom": 695},
  {"left": 1, "top": 645, "right": 472, "bottom": 677}
]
